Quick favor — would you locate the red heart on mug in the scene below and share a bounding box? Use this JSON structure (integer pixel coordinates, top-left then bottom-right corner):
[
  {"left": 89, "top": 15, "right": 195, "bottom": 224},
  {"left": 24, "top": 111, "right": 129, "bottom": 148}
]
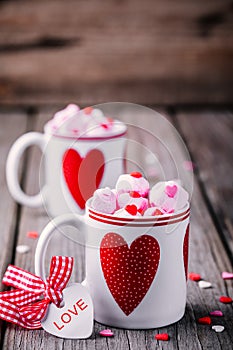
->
[
  {"left": 100, "top": 233, "right": 160, "bottom": 315},
  {"left": 63, "top": 148, "right": 105, "bottom": 209}
]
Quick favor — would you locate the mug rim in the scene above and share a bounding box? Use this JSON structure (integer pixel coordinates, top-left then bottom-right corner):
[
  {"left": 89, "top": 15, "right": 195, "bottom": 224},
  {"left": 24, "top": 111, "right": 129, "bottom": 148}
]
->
[
  {"left": 85, "top": 198, "right": 190, "bottom": 227},
  {"left": 44, "top": 120, "right": 127, "bottom": 141}
]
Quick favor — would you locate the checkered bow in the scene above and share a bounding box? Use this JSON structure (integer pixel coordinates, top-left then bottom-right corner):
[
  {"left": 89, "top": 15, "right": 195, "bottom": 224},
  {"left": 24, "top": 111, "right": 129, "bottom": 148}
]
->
[{"left": 0, "top": 256, "right": 73, "bottom": 329}]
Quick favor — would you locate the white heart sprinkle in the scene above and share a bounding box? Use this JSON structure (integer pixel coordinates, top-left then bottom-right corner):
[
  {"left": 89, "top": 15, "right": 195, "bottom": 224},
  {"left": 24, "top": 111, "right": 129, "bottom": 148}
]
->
[
  {"left": 212, "top": 325, "right": 225, "bottom": 333},
  {"left": 16, "top": 245, "right": 30, "bottom": 254},
  {"left": 198, "top": 280, "right": 212, "bottom": 289}
]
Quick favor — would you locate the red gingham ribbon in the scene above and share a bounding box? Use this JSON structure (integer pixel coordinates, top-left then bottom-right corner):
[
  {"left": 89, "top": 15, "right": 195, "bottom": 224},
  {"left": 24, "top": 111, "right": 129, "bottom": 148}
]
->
[{"left": 0, "top": 256, "right": 73, "bottom": 329}]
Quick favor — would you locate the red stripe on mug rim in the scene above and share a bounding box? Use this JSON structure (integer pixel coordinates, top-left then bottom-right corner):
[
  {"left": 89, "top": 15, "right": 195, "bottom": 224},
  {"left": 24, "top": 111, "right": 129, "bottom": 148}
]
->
[
  {"left": 44, "top": 130, "right": 127, "bottom": 141},
  {"left": 89, "top": 212, "right": 190, "bottom": 227},
  {"left": 88, "top": 207, "right": 190, "bottom": 223}
]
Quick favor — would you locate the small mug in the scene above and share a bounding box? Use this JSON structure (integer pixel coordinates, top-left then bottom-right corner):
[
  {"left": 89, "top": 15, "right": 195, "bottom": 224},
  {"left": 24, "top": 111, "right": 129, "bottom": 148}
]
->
[
  {"left": 35, "top": 198, "right": 190, "bottom": 329},
  {"left": 6, "top": 124, "right": 127, "bottom": 217}
]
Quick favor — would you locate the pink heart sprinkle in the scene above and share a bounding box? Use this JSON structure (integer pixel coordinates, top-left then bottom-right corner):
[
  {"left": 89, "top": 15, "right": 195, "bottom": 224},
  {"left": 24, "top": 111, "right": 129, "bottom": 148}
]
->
[
  {"left": 222, "top": 271, "right": 233, "bottom": 280},
  {"left": 209, "top": 310, "right": 223, "bottom": 317},
  {"left": 99, "top": 329, "right": 114, "bottom": 337},
  {"left": 165, "top": 185, "right": 178, "bottom": 198}
]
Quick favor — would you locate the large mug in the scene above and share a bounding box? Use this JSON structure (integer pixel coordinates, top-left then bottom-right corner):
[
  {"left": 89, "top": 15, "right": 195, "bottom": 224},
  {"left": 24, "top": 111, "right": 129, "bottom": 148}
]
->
[
  {"left": 6, "top": 123, "right": 127, "bottom": 217},
  {"left": 35, "top": 198, "right": 190, "bottom": 329}
]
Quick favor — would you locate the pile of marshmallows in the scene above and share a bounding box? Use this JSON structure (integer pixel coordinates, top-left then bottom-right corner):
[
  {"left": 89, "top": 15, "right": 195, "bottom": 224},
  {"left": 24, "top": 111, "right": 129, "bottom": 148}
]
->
[
  {"left": 45, "top": 104, "right": 125, "bottom": 138},
  {"left": 91, "top": 172, "right": 189, "bottom": 217}
]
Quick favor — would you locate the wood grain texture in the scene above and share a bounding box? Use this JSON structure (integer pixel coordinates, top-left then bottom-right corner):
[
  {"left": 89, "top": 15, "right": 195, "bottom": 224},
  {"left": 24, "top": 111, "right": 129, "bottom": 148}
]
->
[
  {"left": 176, "top": 110, "right": 233, "bottom": 262},
  {"left": 0, "top": 110, "right": 28, "bottom": 345},
  {"left": 1, "top": 107, "right": 233, "bottom": 349},
  {"left": 0, "top": 0, "right": 233, "bottom": 105}
]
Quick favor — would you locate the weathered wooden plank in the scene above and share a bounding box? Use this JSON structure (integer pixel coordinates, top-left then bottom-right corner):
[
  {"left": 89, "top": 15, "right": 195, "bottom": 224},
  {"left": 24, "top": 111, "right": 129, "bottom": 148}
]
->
[
  {"left": 0, "top": 0, "right": 233, "bottom": 105},
  {"left": 2, "top": 108, "right": 233, "bottom": 349},
  {"left": 1, "top": 0, "right": 232, "bottom": 45},
  {"left": 175, "top": 110, "right": 233, "bottom": 262},
  {"left": 0, "top": 109, "right": 28, "bottom": 345}
]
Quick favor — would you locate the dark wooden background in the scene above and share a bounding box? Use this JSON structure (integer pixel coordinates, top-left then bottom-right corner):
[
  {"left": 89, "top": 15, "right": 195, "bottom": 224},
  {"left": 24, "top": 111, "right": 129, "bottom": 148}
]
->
[{"left": 0, "top": 0, "right": 233, "bottom": 106}]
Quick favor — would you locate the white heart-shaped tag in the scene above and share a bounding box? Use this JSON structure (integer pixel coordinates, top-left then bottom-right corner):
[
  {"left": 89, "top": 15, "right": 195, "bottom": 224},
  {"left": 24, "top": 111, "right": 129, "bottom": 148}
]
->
[{"left": 41, "top": 283, "right": 93, "bottom": 339}]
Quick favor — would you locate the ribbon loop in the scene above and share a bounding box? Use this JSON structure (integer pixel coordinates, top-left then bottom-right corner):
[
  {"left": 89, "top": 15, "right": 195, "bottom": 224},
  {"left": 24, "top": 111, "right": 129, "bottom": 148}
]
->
[{"left": 0, "top": 256, "right": 73, "bottom": 329}]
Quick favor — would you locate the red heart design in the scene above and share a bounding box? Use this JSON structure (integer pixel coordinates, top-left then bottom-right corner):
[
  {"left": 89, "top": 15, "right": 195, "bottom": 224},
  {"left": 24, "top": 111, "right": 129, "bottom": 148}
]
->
[
  {"left": 165, "top": 185, "right": 178, "bottom": 198},
  {"left": 100, "top": 233, "right": 160, "bottom": 315},
  {"left": 183, "top": 224, "right": 189, "bottom": 280},
  {"left": 63, "top": 148, "right": 105, "bottom": 209}
]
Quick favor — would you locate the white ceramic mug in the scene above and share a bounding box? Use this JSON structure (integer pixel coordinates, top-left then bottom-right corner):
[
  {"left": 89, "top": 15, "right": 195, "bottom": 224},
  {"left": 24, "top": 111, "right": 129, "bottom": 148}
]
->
[
  {"left": 6, "top": 127, "right": 127, "bottom": 217},
  {"left": 35, "top": 199, "right": 190, "bottom": 329}
]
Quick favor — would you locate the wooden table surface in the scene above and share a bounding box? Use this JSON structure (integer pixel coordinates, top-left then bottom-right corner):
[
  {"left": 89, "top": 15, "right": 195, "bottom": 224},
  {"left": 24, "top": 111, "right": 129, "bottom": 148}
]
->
[{"left": 0, "top": 106, "right": 232, "bottom": 349}]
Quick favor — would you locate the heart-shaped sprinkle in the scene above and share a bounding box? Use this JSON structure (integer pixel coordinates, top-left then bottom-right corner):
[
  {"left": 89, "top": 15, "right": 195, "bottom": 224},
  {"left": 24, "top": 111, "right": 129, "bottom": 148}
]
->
[
  {"left": 125, "top": 204, "right": 138, "bottom": 216},
  {"left": 219, "top": 296, "right": 232, "bottom": 304},
  {"left": 222, "top": 271, "right": 233, "bottom": 280},
  {"left": 130, "top": 172, "right": 142, "bottom": 178},
  {"left": 198, "top": 316, "right": 212, "bottom": 325},
  {"left": 188, "top": 272, "right": 201, "bottom": 281},
  {"left": 153, "top": 208, "right": 163, "bottom": 215},
  {"left": 198, "top": 280, "right": 212, "bottom": 289},
  {"left": 129, "top": 191, "right": 141, "bottom": 198},
  {"left": 101, "top": 123, "right": 110, "bottom": 130},
  {"left": 210, "top": 310, "right": 223, "bottom": 317},
  {"left": 165, "top": 184, "right": 178, "bottom": 198},
  {"left": 99, "top": 329, "right": 114, "bottom": 337},
  {"left": 155, "top": 333, "right": 169, "bottom": 341},
  {"left": 27, "top": 231, "right": 39, "bottom": 239},
  {"left": 83, "top": 107, "right": 93, "bottom": 114},
  {"left": 212, "top": 325, "right": 225, "bottom": 333},
  {"left": 16, "top": 245, "right": 30, "bottom": 254}
]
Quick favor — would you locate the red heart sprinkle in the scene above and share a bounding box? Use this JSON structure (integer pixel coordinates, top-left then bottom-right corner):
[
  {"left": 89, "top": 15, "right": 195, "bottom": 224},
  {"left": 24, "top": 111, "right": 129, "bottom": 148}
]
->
[
  {"left": 125, "top": 204, "right": 138, "bottom": 215},
  {"left": 101, "top": 123, "right": 109, "bottom": 129},
  {"left": 153, "top": 208, "right": 163, "bottom": 215},
  {"left": 27, "top": 231, "right": 39, "bottom": 239},
  {"left": 219, "top": 296, "right": 232, "bottom": 304},
  {"left": 155, "top": 333, "right": 169, "bottom": 341},
  {"left": 83, "top": 107, "right": 93, "bottom": 114},
  {"left": 198, "top": 316, "right": 212, "bottom": 325},
  {"left": 188, "top": 272, "right": 201, "bottom": 281},
  {"left": 130, "top": 172, "right": 142, "bottom": 178},
  {"left": 130, "top": 191, "right": 141, "bottom": 198}
]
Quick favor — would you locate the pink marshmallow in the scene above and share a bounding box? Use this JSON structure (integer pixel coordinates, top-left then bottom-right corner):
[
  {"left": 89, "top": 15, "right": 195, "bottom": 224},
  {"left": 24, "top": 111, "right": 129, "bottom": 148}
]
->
[
  {"left": 149, "top": 180, "right": 189, "bottom": 212},
  {"left": 117, "top": 192, "right": 149, "bottom": 211},
  {"left": 116, "top": 172, "right": 149, "bottom": 197},
  {"left": 91, "top": 187, "right": 117, "bottom": 214}
]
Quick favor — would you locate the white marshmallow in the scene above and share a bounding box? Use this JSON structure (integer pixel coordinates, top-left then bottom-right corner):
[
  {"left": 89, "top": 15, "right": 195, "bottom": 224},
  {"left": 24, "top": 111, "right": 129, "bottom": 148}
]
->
[
  {"left": 149, "top": 180, "right": 189, "bottom": 212},
  {"left": 91, "top": 187, "right": 117, "bottom": 214},
  {"left": 116, "top": 173, "right": 149, "bottom": 197}
]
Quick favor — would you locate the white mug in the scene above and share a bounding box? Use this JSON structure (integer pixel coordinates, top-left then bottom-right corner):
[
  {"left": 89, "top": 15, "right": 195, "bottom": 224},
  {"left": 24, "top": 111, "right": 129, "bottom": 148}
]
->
[
  {"left": 6, "top": 126, "right": 127, "bottom": 217},
  {"left": 35, "top": 199, "right": 190, "bottom": 329}
]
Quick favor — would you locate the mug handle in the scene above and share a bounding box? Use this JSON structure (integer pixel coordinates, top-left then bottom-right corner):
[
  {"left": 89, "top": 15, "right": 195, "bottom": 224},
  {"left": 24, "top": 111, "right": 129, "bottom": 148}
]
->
[
  {"left": 35, "top": 214, "right": 85, "bottom": 281},
  {"left": 6, "top": 132, "right": 46, "bottom": 207}
]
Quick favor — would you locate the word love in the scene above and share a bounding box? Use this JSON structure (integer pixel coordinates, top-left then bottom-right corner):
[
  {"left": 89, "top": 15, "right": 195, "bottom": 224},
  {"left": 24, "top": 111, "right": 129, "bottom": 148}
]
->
[
  {"left": 54, "top": 298, "right": 88, "bottom": 331},
  {"left": 42, "top": 283, "right": 93, "bottom": 339}
]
